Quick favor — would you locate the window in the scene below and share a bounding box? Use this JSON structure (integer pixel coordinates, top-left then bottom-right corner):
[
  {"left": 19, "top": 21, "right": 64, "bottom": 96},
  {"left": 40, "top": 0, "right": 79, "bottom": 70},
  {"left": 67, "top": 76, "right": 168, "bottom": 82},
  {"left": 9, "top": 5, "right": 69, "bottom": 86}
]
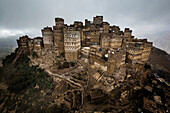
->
[{"left": 135, "top": 43, "right": 140, "bottom": 47}]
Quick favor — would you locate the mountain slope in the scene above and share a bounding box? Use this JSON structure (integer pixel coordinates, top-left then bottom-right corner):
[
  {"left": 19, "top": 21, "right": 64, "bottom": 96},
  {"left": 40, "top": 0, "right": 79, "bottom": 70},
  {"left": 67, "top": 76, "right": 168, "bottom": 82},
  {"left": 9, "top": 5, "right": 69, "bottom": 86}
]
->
[
  {"left": 149, "top": 47, "right": 170, "bottom": 81},
  {"left": 146, "top": 30, "right": 170, "bottom": 54}
]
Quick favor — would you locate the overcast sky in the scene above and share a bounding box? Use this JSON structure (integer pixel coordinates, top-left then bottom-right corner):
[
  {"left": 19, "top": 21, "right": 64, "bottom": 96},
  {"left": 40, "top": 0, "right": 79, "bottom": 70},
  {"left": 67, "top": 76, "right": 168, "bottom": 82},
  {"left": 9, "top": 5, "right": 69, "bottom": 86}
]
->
[{"left": 0, "top": 0, "right": 170, "bottom": 38}]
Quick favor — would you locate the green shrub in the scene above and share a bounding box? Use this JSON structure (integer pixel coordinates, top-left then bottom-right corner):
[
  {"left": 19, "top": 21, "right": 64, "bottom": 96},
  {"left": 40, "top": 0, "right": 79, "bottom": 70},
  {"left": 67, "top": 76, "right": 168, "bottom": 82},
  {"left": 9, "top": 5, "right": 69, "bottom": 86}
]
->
[
  {"left": 77, "top": 76, "right": 83, "bottom": 80},
  {"left": 60, "top": 52, "right": 65, "bottom": 57},
  {"left": 58, "top": 64, "right": 62, "bottom": 69},
  {"left": 56, "top": 56, "right": 60, "bottom": 58},
  {"left": 70, "top": 61, "right": 75, "bottom": 67},
  {"left": 5, "top": 54, "right": 53, "bottom": 93},
  {"left": 32, "top": 52, "right": 38, "bottom": 58},
  {"left": 72, "top": 75, "right": 76, "bottom": 79},
  {"left": 2, "top": 52, "right": 16, "bottom": 65},
  {"left": 56, "top": 61, "right": 61, "bottom": 65},
  {"left": 63, "top": 62, "right": 70, "bottom": 68}
]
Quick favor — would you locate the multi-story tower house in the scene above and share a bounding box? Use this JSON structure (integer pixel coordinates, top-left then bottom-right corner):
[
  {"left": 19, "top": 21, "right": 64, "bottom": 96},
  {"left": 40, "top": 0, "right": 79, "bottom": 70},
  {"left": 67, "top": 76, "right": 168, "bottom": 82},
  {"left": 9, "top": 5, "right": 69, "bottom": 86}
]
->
[
  {"left": 17, "top": 35, "right": 31, "bottom": 54},
  {"left": 28, "top": 38, "right": 34, "bottom": 55},
  {"left": 123, "top": 39, "right": 152, "bottom": 64},
  {"left": 73, "top": 21, "right": 83, "bottom": 29},
  {"left": 124, "top": 28, "right": 132, "bottom": 39},
  {"left": 83, "top": 16, "right": 104, "bottom": 46},
  {"left": 64, "top": 27, "right": 81, "bottom": 62},
  {"left": 41, "top": 26, "right": 54, "bottom": 48},
  {"left": 33, "top": 37, "right": 43, "bottom": 50},
  {"left": 73, "top": 21, "right": 84, "bottom": 47},
  {"left": 93, "top": 16, "right": 103, "bottom": 25},
  {"left": 85, "top": 19, "right": 91, "bottom": 29},
  {"left": 16, "top": 15, "right": 153, "bottom": 69},
  {"left": 107, "top": 49, "right": 126, "bottom": 73},
  {"left": 100, "top": 25, "right": 123, "bottom": 50},
  {"left": 142, "top": 41, "right": 152, "bottom": 62},
  {"left": 53, "top": 17, "right": 65, "bottom": 53},
  {"left": 17, "top": 35, "right": 43, "bottom": 55},
  {"left": 110, "top": 25, "right": 120, "bottom": 33},
  {"left": 102, "top": 22, "right": 110, "bottom": 33},
  {"left": 90, "top": 16, "right": 103, "bottom": 45},
  {"left": 89, "top": 23, "right": 101, "bottom": 45},
  {"left": 101, "top": 33, "right": 123, "bottom": 50}
]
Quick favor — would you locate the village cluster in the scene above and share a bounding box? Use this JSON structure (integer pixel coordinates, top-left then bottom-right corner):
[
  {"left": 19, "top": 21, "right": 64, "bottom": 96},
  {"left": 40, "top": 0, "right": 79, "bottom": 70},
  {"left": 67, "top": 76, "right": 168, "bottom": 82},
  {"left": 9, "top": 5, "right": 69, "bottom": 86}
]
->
[{"left": 17, "top": 16, "right": 152, "bottom": 73}]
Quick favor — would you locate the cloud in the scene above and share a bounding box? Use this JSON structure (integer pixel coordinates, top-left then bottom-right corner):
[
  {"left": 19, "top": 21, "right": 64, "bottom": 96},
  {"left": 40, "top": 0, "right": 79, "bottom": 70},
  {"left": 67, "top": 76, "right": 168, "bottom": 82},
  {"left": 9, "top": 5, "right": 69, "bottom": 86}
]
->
[
  {"left": 0, "top": 28, "right": 40, "bottom": 38},
  {"left": 0, "top": 0, "right": 170, "bottom": 38},
  {"left": 0, "top": 29, "right": 24, "bottom": 38}
]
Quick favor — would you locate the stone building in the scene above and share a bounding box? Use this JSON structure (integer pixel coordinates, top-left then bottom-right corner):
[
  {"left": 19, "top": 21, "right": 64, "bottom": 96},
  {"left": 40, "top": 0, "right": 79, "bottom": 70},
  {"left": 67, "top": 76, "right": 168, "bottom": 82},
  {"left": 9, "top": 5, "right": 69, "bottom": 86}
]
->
[
  {"left": 33, "top": 37, "right": 43, "bottom": 50},
  {"left": 100, "top": 33, "right": 123, "bottom": 50},
  {"left": 17, "top": 35, "right": 43, "bottom": 55},
  {"left": 81, "top": 47, "right": 90, "bottom": 58},
  {"left": 89, "top": 26, "right": 101, "bottom": 45},
  {"left": 89, "top": 45, "right": 106, "bottom": 65},
  {"left": 41, "top": 26, "right": 54, "bottom": 48},
  {"left": 16, "top": 15, "right": 153, "bottom": 73},
  {"left": 107, "top": 49, "right": 126, "bottom": 73},
  {"left": 89, "top": 45, "right": 126, "bottom": 73},
  {"left": 73, "top": 21, "right": 83, "bottom": 29},
  {"left": 28, "top": 38, "right": 34, "bottom": 54},
  {"left": 83, "top": 23, "right": 101, "bottom": 46},
  {"left": 83, "top": 16, "right": 105, "bottom": 46},
  {"left": 124, "top": 28, "right": 132, "bottom": 39},
  {"left": 85, "top": 19, "right": 91, "bottom": 29},
  {"left": 89, "top": 45, "right": 108, "bottom": 71},
  {"left": 17, "top": 35, "right": 31, "bottom": 54},
  {"left": 73, "top": 21, "right": 84, "bottom": 47},
  {"left": 53, "top": 17, "right": 65, "bottom": 53},
  {"left": 123, "top": 39, "right": 153, "bottom": 64},
  {"left": 102, "top": 22, "right": 110, "bottom": 33},
  {"left": 64, "top": 27, "right": 81, "bottom": 62},
  {"left": 93, "top": 16, "right": 103, "bottom": 25}
]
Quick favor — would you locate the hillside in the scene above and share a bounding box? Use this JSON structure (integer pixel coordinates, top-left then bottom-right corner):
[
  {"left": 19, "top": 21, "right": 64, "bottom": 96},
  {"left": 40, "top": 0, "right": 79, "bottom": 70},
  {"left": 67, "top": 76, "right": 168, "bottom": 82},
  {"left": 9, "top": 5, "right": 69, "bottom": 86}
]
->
[
  {"left": 0, "top": 47, "right": 169, "bottom": 112},
  {"left": 149, "top": 47, "right": 170, "bottom": 81},
  {"left": 0, "top": 36, "right": 18, "bottom": 67}
]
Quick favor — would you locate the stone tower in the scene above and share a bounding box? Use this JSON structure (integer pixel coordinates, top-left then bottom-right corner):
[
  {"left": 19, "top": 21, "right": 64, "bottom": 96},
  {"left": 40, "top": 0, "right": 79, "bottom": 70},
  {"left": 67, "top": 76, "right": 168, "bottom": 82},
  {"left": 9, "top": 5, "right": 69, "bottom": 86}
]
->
[
  {"left": 41, "top": 26, "right": 54, "bottom": 48},
  {"left": 93, "top": 16, "right": 103, "bottom": 25},
  {"left": 53, "top": 17, "right": 64, "bottom": 53},
  {"left": 124, "top": 28, "right": 132, "bottom": 39},
  {"left": 107, "top": 49, "right": 126, "bottom": 73},
  {"left": 64, "top": 27, "right": 81, "bottom": 62}
]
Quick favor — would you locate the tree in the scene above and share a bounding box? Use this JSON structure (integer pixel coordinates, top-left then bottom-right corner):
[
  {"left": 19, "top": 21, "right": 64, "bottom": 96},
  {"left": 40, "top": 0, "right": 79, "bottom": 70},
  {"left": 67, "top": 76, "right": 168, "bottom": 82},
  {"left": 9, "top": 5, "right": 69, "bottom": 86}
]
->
[
  {"left": 32, "top": 52, "right": 38, "bottom": 58},
  {"left": 60, "top": 52, "right": 65, "bottom": 57},
  {"left": 70, "top": 61, "right": 75, "bottom": 67},
  {"left": 58, "top": 64, "right": 62, "bottom": 69},
  {"left": 63, "top": 62, "right": 70, "bottom": 68}
]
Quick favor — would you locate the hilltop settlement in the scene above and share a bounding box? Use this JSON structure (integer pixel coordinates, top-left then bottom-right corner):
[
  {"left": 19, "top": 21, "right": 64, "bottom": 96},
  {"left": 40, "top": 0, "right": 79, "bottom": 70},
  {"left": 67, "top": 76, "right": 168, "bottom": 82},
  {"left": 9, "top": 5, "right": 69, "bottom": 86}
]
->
[
  {"left": 17, "top": 16, "right": 152, "bottom": 71},
  {"left": 0, "top": 16, "right": 169, "bottom": 113}
]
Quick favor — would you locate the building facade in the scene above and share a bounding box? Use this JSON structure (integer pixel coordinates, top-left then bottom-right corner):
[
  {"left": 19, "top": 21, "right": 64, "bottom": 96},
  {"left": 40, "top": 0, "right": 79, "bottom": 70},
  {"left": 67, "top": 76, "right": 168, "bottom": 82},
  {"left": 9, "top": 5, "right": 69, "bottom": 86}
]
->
[
  {"left": 17, "top": 16, "right": 153, "bottom": 71},
  {"left": 41, "top": 27, "right": 53, "bottom": 48},
  {"left": 64, "top": 28, "right": 81, "bottom": 62}
]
